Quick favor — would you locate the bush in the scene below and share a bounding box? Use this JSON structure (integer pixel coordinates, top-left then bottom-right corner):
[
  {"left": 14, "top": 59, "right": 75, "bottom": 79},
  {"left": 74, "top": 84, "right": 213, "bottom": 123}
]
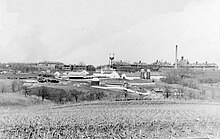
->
[
  {"left": 161, "top": 71, "right": 181, "bottom": 84},
  {"left": 68, "top": 89, "right": 83, "bottom": 102},
  {"left": 28, "top": 86, "right": 109, "bottom": 103},
  {"left": 180, "top": 78, "right": 199, "bottom": 89},
  {"left": 29, "top": 87, "right": 68, "bottom": 103},
  {"left": 198, "top": 76, "right": 220, "bottom": 84},
  {"left": 162, "top": 69, "right": 201, "bottom": 90}
]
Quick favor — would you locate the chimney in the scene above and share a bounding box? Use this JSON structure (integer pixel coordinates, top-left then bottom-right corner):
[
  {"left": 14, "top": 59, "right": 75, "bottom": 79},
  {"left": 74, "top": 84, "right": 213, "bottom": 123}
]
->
[{"left": 175, "top": 45, "right": 178, "bottom": 69}]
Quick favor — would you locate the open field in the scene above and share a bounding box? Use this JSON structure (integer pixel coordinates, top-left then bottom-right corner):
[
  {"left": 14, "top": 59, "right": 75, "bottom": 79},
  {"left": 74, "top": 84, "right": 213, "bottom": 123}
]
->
[
  {"left": 0, "top": 92, "right": 52, "bottom": 107},
  {"left": 0, "top": 101, "right": 220, "bottom": 139}
]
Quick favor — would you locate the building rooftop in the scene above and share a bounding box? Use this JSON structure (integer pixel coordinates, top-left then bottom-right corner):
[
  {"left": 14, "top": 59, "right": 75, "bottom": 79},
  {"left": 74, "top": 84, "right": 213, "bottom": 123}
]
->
[{"left": 38, "top": 61, "right": 64, "bottom": 65}]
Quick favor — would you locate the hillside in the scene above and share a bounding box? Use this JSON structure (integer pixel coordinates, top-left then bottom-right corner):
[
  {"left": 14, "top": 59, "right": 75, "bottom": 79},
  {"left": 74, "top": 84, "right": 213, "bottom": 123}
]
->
[
  {"left": 1, "top": 100, "right": 220, "bottom": 138},
  {"left": 0, "top": 92, "right": 52, "bottom": 107}
]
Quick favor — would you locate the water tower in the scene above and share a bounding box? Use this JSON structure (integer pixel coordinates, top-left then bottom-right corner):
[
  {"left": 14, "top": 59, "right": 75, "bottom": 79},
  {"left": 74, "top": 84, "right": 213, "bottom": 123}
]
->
[
  {"left": 146, "top": 69, "right": 151, "bottom": 79},
  {"left": 109, "top": 53, "right": 114, "bottom": 68}
]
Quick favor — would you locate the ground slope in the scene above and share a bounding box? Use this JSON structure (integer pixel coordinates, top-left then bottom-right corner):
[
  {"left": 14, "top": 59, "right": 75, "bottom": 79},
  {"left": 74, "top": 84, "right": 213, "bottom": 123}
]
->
[{"left": 0, "top": 100, "right": 220, "bottom": 139}]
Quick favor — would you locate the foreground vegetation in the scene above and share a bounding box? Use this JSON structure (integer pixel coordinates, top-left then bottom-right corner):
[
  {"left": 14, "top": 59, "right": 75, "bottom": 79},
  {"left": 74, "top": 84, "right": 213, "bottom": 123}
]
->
[
  {"left": 0, "top": 69, "right": 220, "bottom": 138},
  {"left": 162, "top": 68, "right": 220, "bottom": 86},
  {"left": 0, "top": 101, "right": 220, "bottom": 139}
]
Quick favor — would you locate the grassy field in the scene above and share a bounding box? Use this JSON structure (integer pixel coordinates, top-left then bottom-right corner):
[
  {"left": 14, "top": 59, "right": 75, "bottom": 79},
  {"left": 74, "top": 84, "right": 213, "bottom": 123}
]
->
[
  {"left": 0, "top": 92, "right": 52, "bottom": 107},
  {"left": 1, "top": 73, "right": 220, "bottom": 138},
  {"left": 0, "top": 100, "right": 220, "bottom": 139}
]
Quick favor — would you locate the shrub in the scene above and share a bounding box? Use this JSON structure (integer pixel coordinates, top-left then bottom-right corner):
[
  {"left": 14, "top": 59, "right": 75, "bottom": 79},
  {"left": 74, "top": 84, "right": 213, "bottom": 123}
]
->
[
  {"left": 180, "top": 78, "right": 199, "bottom": 89},
  {"left": 68, "top": 89, "right": 83, "bottom": 102},
  {"left": 161, "top": 70, "right": 181, "bottom": 84}
]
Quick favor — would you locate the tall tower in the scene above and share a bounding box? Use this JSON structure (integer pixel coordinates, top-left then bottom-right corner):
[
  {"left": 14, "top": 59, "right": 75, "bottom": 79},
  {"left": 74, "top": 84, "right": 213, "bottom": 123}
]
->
[
  {"left": 109, "top": 53, "right": 114, "bottom": 68},
  {"left": 175, "top": 45, "right": 178, "bottom": 69}
]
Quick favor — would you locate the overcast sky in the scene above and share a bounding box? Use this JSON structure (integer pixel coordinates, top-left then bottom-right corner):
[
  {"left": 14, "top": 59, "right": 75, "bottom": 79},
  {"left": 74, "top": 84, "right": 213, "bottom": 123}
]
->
[{"left": 0, "top": 0, "right": 219, "bottom": 66}]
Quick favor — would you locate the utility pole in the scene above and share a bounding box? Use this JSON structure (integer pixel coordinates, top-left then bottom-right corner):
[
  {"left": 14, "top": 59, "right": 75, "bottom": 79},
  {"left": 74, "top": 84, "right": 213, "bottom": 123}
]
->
[{"left": 175, "top": 45, "right": 178, "bottom": 76}]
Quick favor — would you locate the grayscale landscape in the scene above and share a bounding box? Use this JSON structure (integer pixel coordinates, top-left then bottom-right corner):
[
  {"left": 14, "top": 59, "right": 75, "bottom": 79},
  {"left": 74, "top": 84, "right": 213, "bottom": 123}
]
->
[{"left": 0, "top": 0, "right": 220, "bottom": 138}]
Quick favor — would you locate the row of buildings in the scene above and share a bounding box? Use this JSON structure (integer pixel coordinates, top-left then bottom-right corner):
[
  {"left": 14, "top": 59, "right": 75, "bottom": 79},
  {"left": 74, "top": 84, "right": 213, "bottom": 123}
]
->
[
  {"left": 177, "top": 56, "right": 218, "bottom": 69},
  {"left": 1, "top": 56, "right": 218, "bottom": 76},
  {"left": 52, "top": 67, "right": 165, "bottom": 81},
  {"left": 113, "top": 57, "right": 218, "bottom": 72},
  {"left": 151, "top": 56, "right": 218, "bottom": 70},
  {"left": 37, "top": 61, "right": 96, "bottom": 72}
]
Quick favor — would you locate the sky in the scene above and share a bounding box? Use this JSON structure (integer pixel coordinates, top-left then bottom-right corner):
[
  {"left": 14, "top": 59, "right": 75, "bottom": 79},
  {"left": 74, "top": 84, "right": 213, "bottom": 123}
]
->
[{"left": 0, "top": 0, "right": 220, "bottom": 66}]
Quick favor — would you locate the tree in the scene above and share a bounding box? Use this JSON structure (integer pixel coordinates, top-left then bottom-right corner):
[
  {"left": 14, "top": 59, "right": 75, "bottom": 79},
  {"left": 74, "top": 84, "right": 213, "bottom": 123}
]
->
[
  {"left": 161, "top": 70, "right": 181, "bottom": 84},
  {"left": 86, "top": 65, "right": 96, "bottom": 71},
  {"left": 69, "top": 89, "right": 82, "bottom": 102},
  {"left": 178, "top": 86, "right": 185, "bottom": 99},
  {"left": 56, "top": 90, "right": 67, "bottom": 103},
  {"left": 123, "top": 90, "right": 128, "bottom": 98},
  {"left": 95, "top": 91, "right": 105, "bottom": 100},
  {"left": 199, "top": 89, "right": 206, "bottom": 100},
  {"left": 11, "top": 81, "right": 17, "bottom": 92},
  {"left": 21, "top": 86, "right": 30, "bottom": 97},
  {"left": 164, "top": 86, "right": 171, "bottom": 99},
  {"left": 39, "top": 86, "right": 48, "bottom": 101},
  {"left": 123, "top": 83, "right": 130, "bottom": 98},
  {"left": 211, "top": 90, "right": 215, "bottom": 100},
  {"left": 1, "top": 84, "right": 5, "bottom": 93},
  {"left": 188, "top": 90, "right": 195, "bottom": 99},
  {"left": 78, "top": 61, "right": 85, "bottom": 66},
  {"left": 178, "top": 68, "right": 194, "bottom": 78}
]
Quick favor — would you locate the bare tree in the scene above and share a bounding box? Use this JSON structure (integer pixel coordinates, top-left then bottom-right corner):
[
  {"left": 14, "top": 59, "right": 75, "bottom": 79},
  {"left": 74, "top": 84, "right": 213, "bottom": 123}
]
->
[
  {"left": 21, "top": 86, "right": 29, "bottom": 97},
  {"left": 177, "top": 86, "right": 185, "bottom": 99},
  {"left": 78, "top": 61, "right": 85, "bottom": 66},
  {"left": 123, "top": 90, "right": 128, "bottom": 98},
  {"left": 164, "top": 86, "right": 170, "bottom": 99},
  {"left": 1, "top": 84, "right": 5, "bottom": 93},
  {"left": 11, "top": 81, "right": 17, "bottom": 92},
  {"left": 39, "top": 86, "right": 47, "bottom": 101},
  {"left": 211, "top": 90, "right": 215, "bottom": 100}
]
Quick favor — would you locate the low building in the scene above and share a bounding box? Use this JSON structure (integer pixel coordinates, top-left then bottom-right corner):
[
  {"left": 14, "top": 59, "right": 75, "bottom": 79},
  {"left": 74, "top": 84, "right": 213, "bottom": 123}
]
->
[
  {"left": 150, "top": 72, "right": 166, "bottom": 81},
  {"left": 22, "top": 79, "right": 39, "bottom": 88},
  {"left": 120, "top": 72, "right": 141, "bottom": 80},
  {"left": 54, "top": 71, "right": 61, "bottom": 78},
  {"left": 72, "top": 65, "right": 86, "bottom": 71},
  {"left": 38, "top": 61, "right": 64, "bottom": 70},
  {"left": 93, "top": 68, "right": 120, "bottom": 78},
  {"left": 178, "top": 56, "right": 218, "bottom": 70},
  {"left": 62, "top": 64, "right": 72, "bottom": 71},
  {"left": 62, "top": 64, "right": 90, "bottom": 72},
  {"left": 68, "top": 70, "right": 89, "bottom": 79},
  {"left": 151, "top": 88, "right": 164, "bottom": 94},
  {"left": 91, "top": 78, "right": 100, "bottom": 86}
]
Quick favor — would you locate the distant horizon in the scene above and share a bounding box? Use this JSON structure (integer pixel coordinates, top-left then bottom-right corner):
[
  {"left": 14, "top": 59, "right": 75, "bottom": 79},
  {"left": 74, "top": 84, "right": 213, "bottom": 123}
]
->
[
  {"left": 1, "top": 0, "right": 220, "bottom": 66},
  {"left": 0, "top": 56, "right": 218, "bottom": 67}
]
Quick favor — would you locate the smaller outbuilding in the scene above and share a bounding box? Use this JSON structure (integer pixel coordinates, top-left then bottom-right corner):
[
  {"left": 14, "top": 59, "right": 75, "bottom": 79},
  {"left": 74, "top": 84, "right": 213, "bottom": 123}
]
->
[
  {"left": 120, "top": 72, "right": 141, "bottom": 80},
  {"left": 150, "top": 72, "right": 166, "bottom": 81},
  {"left": 54, "top": 71, "right": 61, "bottom": 78},
  {"left": 91, "top": 78, "right": 100, "bottom": 86},
  {"left": 151, "top": 88, "right": 164, "bottom": 94},
  {"left": 93, "top": 68, "right": 120, "bottom": 78}
]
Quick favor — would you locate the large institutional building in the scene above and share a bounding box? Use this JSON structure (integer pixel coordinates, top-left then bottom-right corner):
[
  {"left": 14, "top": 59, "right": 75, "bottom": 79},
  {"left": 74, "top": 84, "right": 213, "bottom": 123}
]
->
[
  {"left": 177, "top": 56, "right": 218, "bottom": 70},
  {"left": 111, "top": 56, "right": 218, "bottom": 73}
]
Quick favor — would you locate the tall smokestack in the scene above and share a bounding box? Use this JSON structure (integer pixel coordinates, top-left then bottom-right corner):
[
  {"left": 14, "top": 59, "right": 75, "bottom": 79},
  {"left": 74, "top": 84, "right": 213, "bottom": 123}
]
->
[{"left": 175, "top": 45, "right": 178, "bottom": 69}]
